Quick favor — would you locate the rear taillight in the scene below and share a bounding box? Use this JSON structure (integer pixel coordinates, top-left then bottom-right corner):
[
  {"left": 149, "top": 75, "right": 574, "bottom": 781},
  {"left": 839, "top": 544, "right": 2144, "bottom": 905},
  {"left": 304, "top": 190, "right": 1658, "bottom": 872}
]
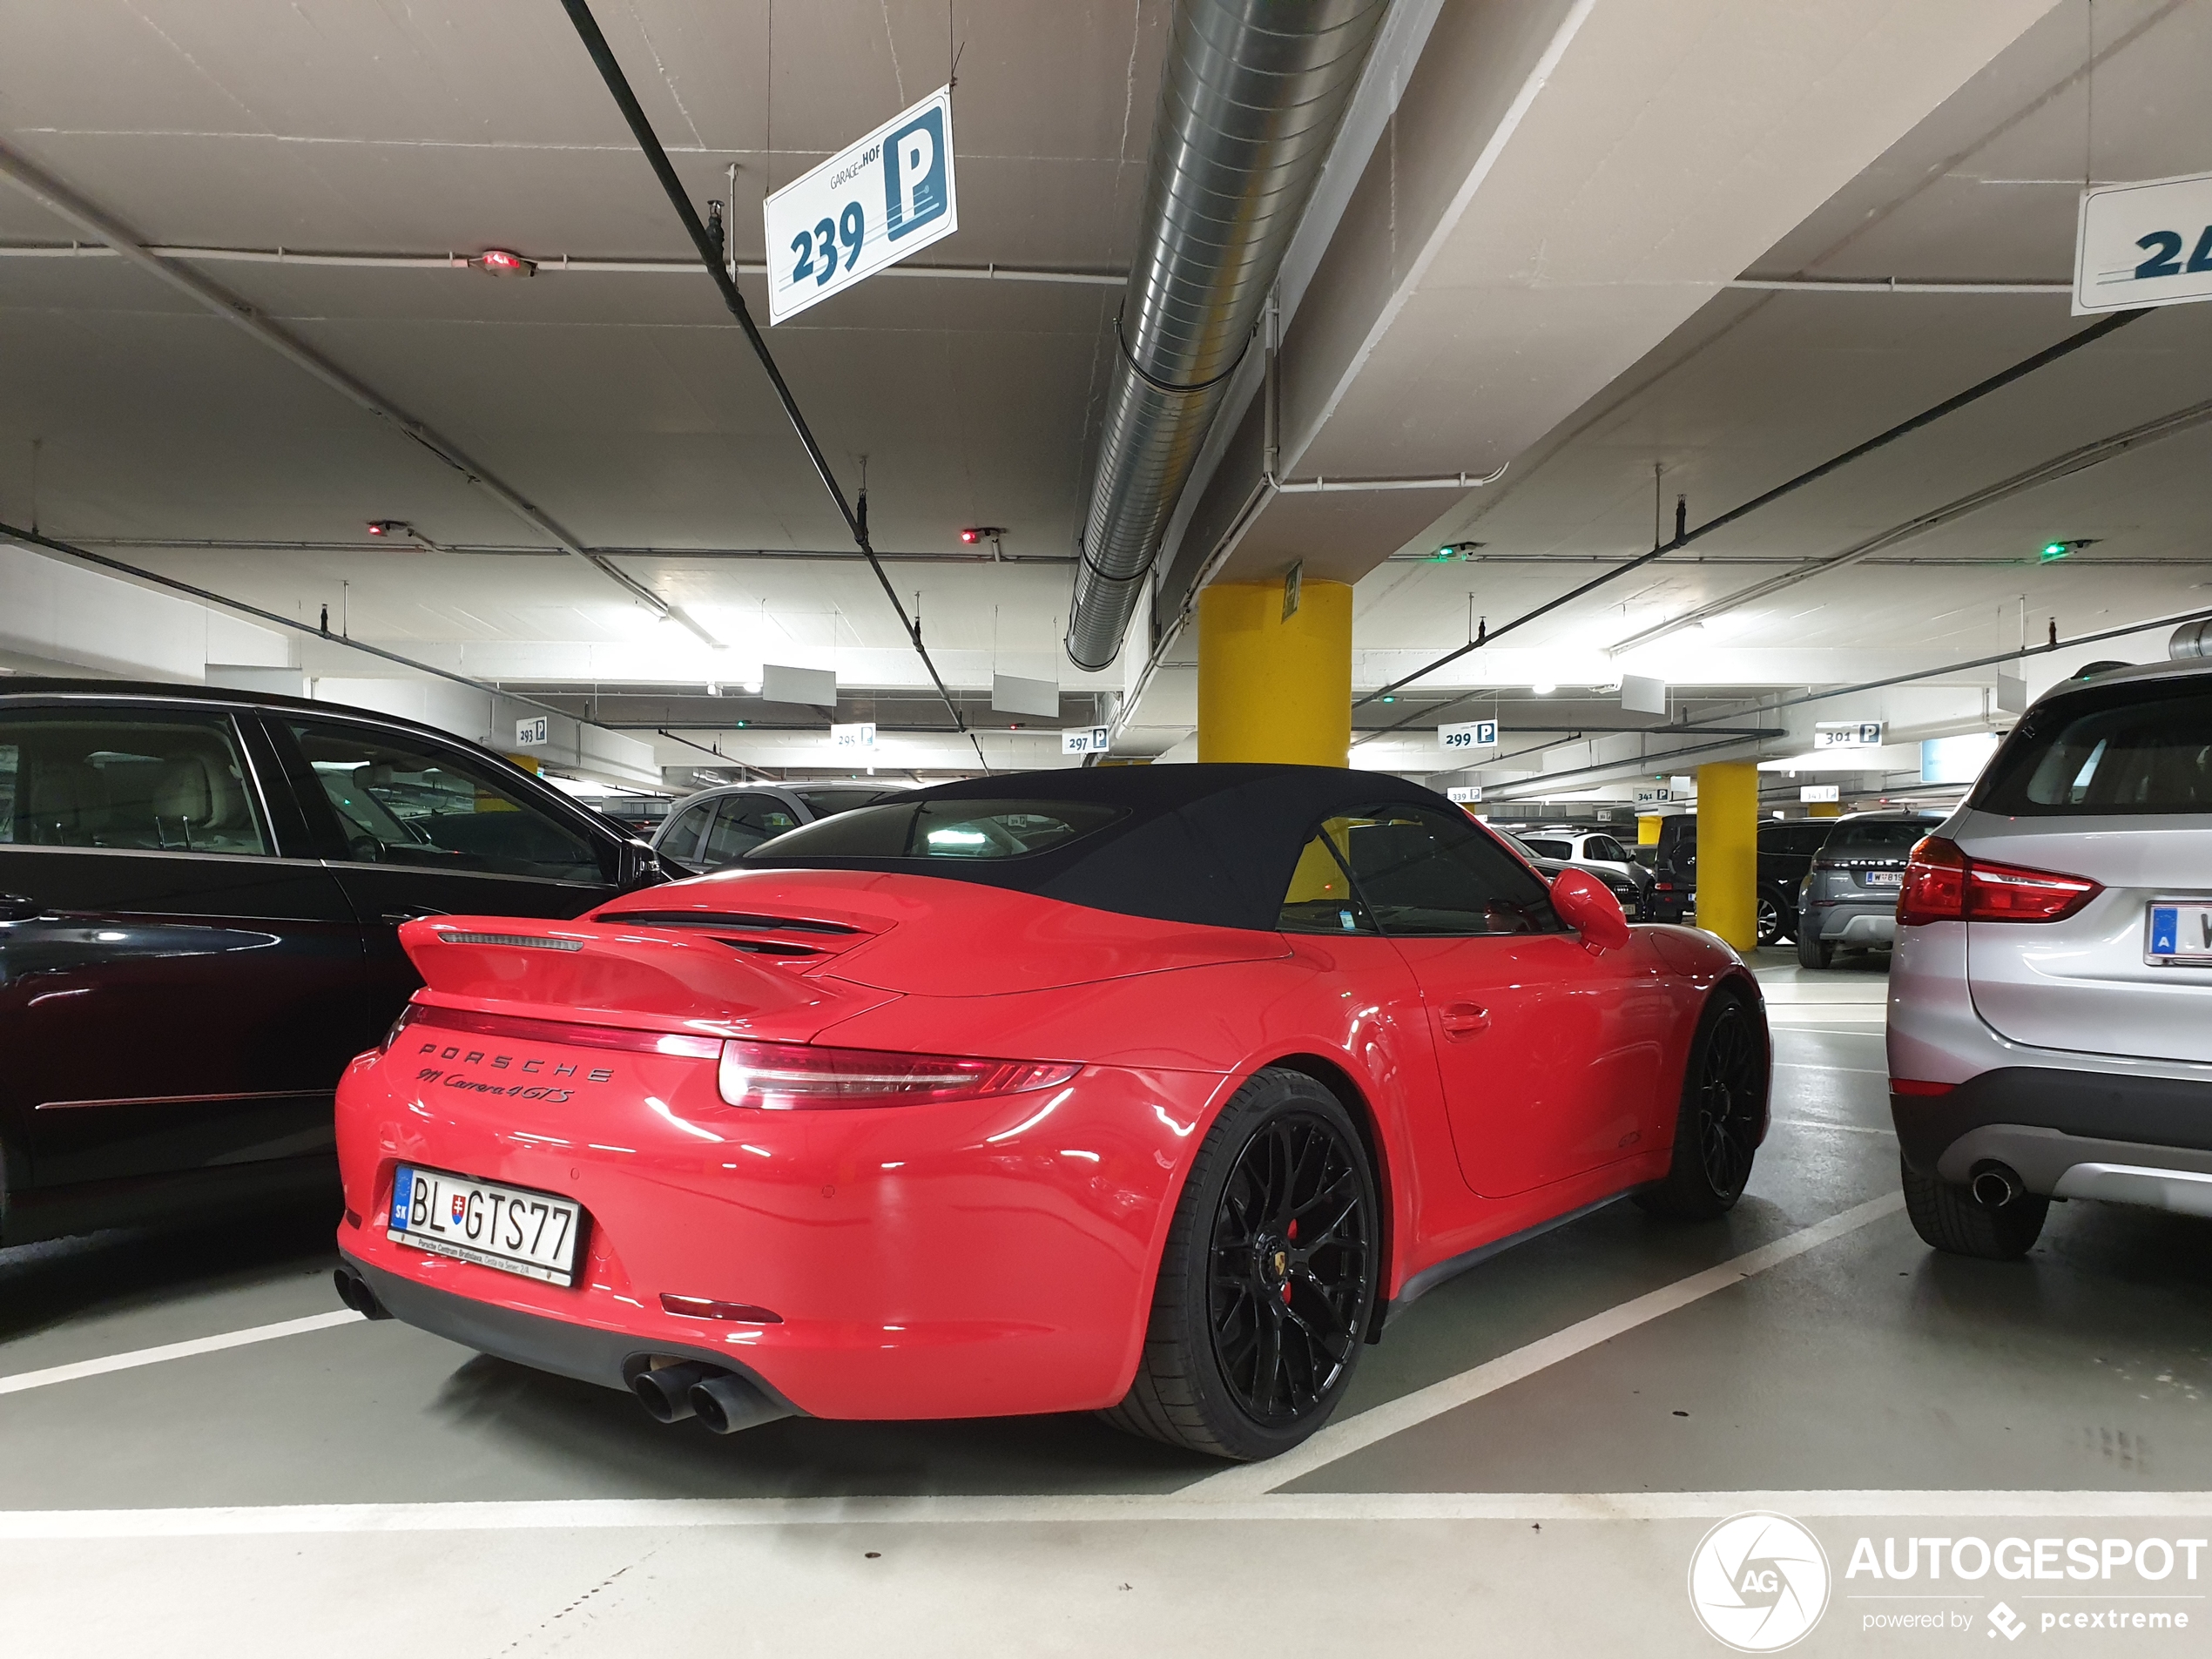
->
[
  {"left": 1897, "top": 836, "right": 2100, "bottom": 927},
  {"left": 716, "top": 1040, "right": 1079, "bottom": 1110}
]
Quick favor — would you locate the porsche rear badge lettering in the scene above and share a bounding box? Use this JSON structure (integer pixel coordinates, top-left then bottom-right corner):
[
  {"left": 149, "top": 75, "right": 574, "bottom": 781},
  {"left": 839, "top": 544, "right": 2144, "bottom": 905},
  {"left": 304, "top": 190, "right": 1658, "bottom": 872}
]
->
[{"left": 413, "top": 1041, "right": 616, "bottom": 1101}]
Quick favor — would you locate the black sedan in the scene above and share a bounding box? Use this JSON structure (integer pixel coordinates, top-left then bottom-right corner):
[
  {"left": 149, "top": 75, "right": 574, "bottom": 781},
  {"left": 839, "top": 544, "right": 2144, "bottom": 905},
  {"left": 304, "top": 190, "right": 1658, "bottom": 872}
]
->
[{"left": 0, "top": 679, "right": 671, "bottom": 1244}]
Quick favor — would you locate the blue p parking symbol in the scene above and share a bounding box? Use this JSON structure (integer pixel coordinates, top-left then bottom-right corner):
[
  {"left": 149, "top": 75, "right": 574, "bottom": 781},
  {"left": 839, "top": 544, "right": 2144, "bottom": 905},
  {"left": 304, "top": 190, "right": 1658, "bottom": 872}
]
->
[{"left": 884, "top": 107, "right": 948, "bottom": 239}]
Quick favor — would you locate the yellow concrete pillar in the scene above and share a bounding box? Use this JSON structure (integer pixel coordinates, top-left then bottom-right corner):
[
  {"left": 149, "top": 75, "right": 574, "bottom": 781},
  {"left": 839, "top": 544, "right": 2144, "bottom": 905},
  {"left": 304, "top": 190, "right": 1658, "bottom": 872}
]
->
[
  {"left": 1636, "top": 813, "right": 1663, "bottom": 846},
  {"left": 1809, "top": 800, "right": 1842, "bottom": 818},
  {"left": 1197, "top": 578, "right": 1352, "bottom": 766},
  {"left": 1694, "top": 761, "right": 1761, "bottom": 951}
]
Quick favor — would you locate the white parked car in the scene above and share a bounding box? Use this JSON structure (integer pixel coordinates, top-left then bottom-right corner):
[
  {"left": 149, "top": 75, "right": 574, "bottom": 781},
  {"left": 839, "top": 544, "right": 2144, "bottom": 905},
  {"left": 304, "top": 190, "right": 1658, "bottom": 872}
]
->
[
  {"left": 1514, "top": 827, "right": 1653, "bottom": 916},
  {"left": 1888, "top": 644, "right": 2212, "bottom": 1258}
]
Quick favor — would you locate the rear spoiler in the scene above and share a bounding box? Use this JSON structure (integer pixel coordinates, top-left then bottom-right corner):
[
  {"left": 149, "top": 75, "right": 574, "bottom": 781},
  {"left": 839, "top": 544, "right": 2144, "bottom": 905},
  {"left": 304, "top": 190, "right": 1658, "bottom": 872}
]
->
[{"left": 398, "top": 915, "right": 873, "bottom": 1035}]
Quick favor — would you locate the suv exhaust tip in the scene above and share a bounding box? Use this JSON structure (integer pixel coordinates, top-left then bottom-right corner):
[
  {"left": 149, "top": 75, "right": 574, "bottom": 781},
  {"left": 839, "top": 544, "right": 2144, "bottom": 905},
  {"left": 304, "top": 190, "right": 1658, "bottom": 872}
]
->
[{"left": 1970, "top": 1162, "right": 2026, "bottom": 1210}]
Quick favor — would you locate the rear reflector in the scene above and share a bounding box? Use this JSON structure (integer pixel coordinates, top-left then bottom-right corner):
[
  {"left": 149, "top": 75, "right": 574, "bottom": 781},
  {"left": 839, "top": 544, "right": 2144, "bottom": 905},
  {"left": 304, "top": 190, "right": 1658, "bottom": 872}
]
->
[
  {"left": 660, "top": 1293, "right": 783, "bottom": 1325},
  {"left": 1897, "top": 836, "right": 2100, "bottom": 927},
  {"left": 717, "top": 1040, "right": 1080, "bottom": 1111},
  {"left": 1890, "top": 1078, "right": 1957, "bottom": 1097},
  {"left": 395, "top": 1002, "right": 723, "bottom": 1059}
]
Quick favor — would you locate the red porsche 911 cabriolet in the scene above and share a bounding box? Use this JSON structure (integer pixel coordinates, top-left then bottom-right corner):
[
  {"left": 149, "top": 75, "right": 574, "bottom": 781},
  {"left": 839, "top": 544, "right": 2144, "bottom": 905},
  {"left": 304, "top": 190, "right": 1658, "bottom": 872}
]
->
[{"left": 332, "top": 765, "right": 1767, "bottom": 1460}]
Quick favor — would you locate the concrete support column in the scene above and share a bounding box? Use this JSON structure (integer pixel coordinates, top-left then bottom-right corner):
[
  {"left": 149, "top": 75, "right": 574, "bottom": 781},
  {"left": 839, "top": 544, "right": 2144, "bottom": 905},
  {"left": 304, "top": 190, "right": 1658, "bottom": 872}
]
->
[
  {"left": 1694, "top": 761, "right": 1761, "bottom": 951},
  {"left": 1197, "top": 579, "right": 1352, "bottom": 766},
  {"left": 1809, "top": 800, "right": 1843, "bottom": 819}
]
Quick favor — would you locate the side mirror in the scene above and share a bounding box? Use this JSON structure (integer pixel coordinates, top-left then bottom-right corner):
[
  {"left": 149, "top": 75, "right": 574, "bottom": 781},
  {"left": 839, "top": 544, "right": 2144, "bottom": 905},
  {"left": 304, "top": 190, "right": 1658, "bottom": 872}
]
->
[{"left": 1550, "top": 867, "right": 1631, "bottom": 954}]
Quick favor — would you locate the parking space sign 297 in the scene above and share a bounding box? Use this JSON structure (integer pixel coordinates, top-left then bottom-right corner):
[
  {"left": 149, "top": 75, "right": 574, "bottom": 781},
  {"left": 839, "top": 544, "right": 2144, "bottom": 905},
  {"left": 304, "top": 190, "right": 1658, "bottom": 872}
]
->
[{"left": 765, "top": 87, "right": 959, "bottom": 323}]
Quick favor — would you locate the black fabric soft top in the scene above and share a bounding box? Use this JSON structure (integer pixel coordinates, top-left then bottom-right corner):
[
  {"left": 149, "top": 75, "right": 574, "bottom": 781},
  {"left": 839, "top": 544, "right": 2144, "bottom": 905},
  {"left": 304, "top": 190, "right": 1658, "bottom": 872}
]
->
[{"left": 742, "top": 763, "right": 1453, "bottom": 933}]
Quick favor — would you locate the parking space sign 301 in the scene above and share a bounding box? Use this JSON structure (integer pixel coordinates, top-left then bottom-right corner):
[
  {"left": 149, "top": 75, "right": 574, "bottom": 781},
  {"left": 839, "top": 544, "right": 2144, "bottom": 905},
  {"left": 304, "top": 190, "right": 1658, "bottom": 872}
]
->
[{"left": 764, "top": 86, "right": 958, "bottom": 323}]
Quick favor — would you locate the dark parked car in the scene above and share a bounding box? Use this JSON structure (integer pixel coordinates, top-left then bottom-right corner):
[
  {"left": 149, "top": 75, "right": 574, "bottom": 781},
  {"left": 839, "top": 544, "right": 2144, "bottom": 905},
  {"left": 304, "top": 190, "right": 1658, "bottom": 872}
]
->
[
  {"left": 1795, "top": 810, "right": 1946, "bottom": 968},
  {"left": 653, "top": 781, "right": 907, "bottom": 870},
  {"left": 0, "top": 679, "right": 669, "bottom": 1244},
  {"left": 1647, "top": 816, "right": 1837, "bottom": 944}
]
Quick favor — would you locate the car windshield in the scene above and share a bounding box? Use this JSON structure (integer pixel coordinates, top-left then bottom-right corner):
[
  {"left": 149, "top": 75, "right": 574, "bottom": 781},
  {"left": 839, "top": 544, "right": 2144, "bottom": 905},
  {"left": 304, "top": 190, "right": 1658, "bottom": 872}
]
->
[
  {"left": 745, "top": 799, "right": 1123, "bottom": 861},
  {"left": 1975, "top": 680, "right": 2212, "bottom": 815}
]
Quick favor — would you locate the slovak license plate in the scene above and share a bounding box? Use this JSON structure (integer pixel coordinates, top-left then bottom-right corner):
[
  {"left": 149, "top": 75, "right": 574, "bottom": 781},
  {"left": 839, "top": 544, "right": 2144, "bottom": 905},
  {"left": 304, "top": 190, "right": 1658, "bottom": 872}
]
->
[
  {"left": 2147, "top": 901, "right": 2212, "bottom": 968},
  {"left": 388, "top": 1165, "right": 583, "bottom": 1286}
]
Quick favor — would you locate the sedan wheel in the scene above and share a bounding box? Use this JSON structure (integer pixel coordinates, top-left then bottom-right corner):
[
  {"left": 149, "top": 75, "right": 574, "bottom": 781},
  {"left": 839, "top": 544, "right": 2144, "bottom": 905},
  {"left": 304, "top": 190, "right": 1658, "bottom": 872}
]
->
[{"left": 1101, "top": 1069, "right": 1379, "bottom": 1460}]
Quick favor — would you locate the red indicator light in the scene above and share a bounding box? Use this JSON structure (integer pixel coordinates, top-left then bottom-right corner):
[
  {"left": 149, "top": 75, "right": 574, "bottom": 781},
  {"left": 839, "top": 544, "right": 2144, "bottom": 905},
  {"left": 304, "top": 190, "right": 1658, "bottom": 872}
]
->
[{"left": 475, "top": 248, "right": 536, "bottom": 278}]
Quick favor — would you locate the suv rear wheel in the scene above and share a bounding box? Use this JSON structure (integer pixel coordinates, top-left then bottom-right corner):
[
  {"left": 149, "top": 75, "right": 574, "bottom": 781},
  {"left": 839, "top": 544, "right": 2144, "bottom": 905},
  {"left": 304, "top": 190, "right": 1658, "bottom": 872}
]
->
[
  {"left": 1899, "top": 1156, "right": 2048, "bottom": 1259},
  {"left": 1796, "top": 931, "right": 1834, "bottom": 969}
]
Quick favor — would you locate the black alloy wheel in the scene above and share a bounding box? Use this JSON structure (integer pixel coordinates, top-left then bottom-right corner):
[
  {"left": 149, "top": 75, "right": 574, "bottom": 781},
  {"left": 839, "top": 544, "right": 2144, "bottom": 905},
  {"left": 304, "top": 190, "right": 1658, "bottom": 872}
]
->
[
  {"left": 1207, "top": 1111, "right": 1372, "bottom": 1426},
  {"left": 1100, "top": 1069, "right": 1379, "bottom": 1460},
  {"left": 1639, "top": 991, "right": 1767, "bottom": 1219}
]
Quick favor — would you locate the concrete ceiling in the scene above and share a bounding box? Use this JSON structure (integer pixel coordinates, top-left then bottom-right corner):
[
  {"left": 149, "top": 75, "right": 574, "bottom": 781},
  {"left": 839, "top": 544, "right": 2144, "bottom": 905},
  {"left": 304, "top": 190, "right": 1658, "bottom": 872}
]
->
[{"left": 3, "top": 0, "right": 2209, "bottom": 794}]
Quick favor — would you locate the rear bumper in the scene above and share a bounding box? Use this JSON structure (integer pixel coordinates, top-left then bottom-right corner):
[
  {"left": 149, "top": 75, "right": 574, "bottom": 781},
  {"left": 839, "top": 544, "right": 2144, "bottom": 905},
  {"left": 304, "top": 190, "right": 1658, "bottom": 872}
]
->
[
  {"left": 1892, "top": 1066, "right": 2212, "bottom": 1212},
  {"left": 334, "top": 1045, "right": 1224, "bottom": 1421},
  {"left": 1804, "top": 897, "right": 1898, "bottom": 946},
  {"left": 340, "top": 1248, "right": 803, "bottom": 1407}
]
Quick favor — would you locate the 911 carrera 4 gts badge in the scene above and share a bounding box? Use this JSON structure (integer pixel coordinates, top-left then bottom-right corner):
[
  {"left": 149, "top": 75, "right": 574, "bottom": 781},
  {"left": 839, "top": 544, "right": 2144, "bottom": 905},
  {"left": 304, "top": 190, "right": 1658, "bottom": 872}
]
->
[{"left": 410, "top": 1041, "right": 615, "bottom": 1103}]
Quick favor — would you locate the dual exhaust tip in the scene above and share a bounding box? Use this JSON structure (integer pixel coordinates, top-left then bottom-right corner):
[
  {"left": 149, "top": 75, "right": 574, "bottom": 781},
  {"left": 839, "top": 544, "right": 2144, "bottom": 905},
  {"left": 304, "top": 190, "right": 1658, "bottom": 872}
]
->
[{"left": 632, "top": 1360, "right": 791, "bottom": 1435}]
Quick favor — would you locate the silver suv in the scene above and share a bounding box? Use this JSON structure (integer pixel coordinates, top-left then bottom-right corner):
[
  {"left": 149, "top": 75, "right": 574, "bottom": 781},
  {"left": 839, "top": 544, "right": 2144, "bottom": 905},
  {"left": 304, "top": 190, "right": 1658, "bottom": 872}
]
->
[{"left": 1889, "top": 646, "right": 2212, "bottom": 1258}]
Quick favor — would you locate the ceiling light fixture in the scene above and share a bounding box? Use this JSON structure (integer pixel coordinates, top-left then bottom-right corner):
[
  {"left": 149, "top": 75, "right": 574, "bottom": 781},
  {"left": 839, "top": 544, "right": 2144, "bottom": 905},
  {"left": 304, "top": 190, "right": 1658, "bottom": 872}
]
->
[
  {"left": 1532, "top": 682, "right": 1556, "bottom": 696},
  {"left": 960, "top": 526, "right": 1008, "bottom": 546},
  {"left": 1433, "top": 541, "right": 1484, "bottom": 561},
  {"left": 475, "top": 248, "right": 536, "bottom": 278},
  {"left": 2039, "top": 538, "right": 2097, "bottom": 563}
]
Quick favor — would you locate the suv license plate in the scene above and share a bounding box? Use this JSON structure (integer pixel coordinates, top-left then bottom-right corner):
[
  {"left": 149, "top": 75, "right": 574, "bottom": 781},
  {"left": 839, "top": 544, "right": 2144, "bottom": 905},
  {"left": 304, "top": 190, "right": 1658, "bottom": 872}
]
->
[
  {"left": 388, "top": 1165, "right": 583, "bottom": 1285},
  {"left": 2148, "top": 902, "right": 2212, "bottom": 968},
  {"left": 1865, "top": 870, "right": 1903, "bottom": 888}
]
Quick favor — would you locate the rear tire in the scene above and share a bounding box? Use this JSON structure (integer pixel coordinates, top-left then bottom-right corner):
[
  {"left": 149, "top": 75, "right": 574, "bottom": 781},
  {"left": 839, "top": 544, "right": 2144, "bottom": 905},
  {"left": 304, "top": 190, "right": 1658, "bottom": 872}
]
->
[
  {"left": 1757, "top": 887, "right": 1792, "bottom": 947},
  {"left": 1796, "top": 930, "right": 1833, "bottom": 969},
  {"left": 1099, "top": 1069, "right": 1379, "bottom": 1461},
  {"left": 1899, "top": 1156, "right": 2047, "bottom": 1259},
  {"left": 1638, "top": 989, "right": 1766, "bottom": 1220}
]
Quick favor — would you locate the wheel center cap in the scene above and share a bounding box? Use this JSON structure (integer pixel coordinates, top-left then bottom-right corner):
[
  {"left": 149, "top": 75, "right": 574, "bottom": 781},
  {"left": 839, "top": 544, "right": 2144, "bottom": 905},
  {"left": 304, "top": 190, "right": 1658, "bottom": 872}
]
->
[{"left": 1256, "top": 1237, "right": 1291, "bottom": 1286}]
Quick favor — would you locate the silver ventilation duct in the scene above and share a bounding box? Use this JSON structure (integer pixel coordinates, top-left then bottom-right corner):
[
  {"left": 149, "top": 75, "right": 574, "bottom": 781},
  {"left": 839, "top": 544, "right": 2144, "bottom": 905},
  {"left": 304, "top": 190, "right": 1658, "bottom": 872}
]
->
[{"left": 1063, "top": 0, "right": 1389, "bottom": 671}]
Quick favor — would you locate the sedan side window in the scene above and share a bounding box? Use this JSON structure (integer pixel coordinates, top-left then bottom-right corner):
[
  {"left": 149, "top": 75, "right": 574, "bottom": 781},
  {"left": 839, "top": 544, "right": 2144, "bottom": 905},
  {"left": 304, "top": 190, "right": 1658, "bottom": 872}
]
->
[
  {"left": 287, "top": 720, "right": 605, "bottom": 884},
  {"left": 0, "top": 712, "right": 267, "bottom": 855},
  {"left": 698, "top": 793, "right": 801, "bottom": 867},
  {"left": 1332, "top": 804, "right": 1560, "bottom": 937}
]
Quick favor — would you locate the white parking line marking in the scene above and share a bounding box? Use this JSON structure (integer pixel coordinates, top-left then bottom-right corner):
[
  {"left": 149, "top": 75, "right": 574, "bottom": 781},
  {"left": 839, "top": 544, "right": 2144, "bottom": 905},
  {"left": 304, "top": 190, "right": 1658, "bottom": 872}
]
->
[
  {"left": 1770, "top": 1118, "right": 1898, "bottom": 1136},
  {"left": 0, "top": 1487, "right": 2207, "bottom": 1539},
  {"left": 0, "top": 1310, "right": 362, "bottom": 1399},
  {"left": 1189, "top": 1192, "right": 1906, "bottom": 1498}
]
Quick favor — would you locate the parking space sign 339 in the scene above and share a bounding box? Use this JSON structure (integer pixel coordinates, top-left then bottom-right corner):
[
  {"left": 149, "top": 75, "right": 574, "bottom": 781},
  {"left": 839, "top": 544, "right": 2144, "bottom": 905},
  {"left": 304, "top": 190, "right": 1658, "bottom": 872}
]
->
[{"left": 765, "top": 86, "right": 959, "bottom": 323}]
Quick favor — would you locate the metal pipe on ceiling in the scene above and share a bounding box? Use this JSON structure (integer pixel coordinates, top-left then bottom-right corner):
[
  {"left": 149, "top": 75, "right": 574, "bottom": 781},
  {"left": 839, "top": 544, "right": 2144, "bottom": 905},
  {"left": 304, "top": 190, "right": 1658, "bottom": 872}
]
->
[
  {"left": 1062, "top": 0, "right": 1390, "bottom": 672},
  {"left": 0, "top": 241, "right": 1124, "bottom": 286},
  {"left": 0, "top": 140, "right": 721, "bottom": 651}
]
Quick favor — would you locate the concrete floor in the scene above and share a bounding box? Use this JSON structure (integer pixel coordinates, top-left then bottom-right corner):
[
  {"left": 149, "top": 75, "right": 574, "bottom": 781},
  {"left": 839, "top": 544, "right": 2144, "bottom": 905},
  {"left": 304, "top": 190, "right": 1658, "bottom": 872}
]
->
[{"left": 4, "top": 948, "right": 2209, "bottom": 1656}]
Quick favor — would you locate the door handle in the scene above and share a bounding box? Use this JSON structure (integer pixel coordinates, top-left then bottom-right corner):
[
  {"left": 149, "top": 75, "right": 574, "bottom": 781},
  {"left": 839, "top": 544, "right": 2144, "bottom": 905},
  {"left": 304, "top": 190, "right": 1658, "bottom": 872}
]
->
[
  {"left": 1440, "top": 1001, "right": 1490, "bottom": 1037},
  {"left": 0, "top": 893, "right": 44, "bottom": 921}
]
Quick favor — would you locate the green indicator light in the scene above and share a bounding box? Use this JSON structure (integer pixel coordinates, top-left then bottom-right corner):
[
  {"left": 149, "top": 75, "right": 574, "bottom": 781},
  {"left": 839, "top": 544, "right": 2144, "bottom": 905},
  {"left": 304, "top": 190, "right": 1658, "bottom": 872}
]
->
[
  {"left": 2040, "top": 542, "right": 2068, "bottom": 561},
  {"left": 1381, "top": 695, "right": 1395, "bottom": 705}
]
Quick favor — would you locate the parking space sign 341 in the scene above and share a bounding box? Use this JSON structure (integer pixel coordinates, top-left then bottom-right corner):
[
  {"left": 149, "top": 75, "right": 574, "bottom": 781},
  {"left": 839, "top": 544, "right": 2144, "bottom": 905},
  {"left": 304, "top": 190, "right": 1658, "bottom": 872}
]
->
[{"left": 765, "top": 87, "right": 959, "bottom": 324}]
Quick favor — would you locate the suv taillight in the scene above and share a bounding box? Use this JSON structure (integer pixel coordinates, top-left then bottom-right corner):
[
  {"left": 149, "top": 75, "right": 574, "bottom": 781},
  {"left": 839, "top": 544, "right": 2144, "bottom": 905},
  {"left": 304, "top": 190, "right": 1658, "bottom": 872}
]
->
[{"left": 1897, "top": 835, "right": 2100, "bottom": 926}]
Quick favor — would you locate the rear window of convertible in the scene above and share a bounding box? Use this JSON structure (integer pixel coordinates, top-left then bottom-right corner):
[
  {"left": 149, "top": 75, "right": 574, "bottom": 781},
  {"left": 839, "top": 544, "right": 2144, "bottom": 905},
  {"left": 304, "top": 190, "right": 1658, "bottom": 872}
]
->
[
  {"left": 744, "top": 799, "right": 1124, "bottom": 861},
  {"left": 1974, "top": 680, "right": 2212, "bottom": 816}
]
